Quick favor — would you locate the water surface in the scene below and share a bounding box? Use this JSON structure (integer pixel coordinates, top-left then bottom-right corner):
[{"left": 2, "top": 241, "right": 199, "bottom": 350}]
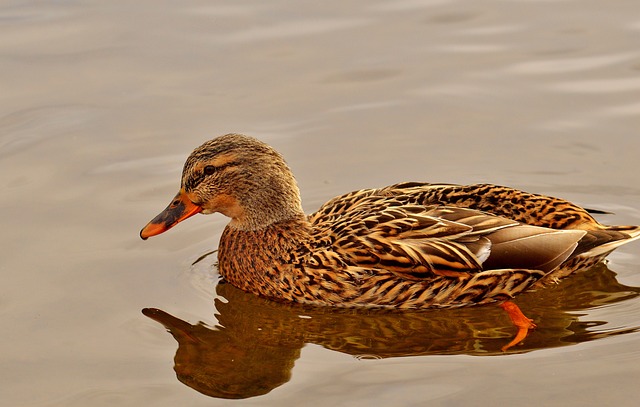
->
[{"left": 2, "top": 1, "right": 640, "bottom": 406}]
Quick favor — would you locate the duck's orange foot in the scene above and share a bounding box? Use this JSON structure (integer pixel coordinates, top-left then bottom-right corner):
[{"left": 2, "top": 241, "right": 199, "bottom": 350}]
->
[{"left": 499, "top": 301, "right": 536, "bottom": 351}]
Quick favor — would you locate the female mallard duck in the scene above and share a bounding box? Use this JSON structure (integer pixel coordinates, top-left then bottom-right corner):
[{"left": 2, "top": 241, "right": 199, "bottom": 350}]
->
[{"left": 141, "top": 134, "right": 640, "bottom": 335}]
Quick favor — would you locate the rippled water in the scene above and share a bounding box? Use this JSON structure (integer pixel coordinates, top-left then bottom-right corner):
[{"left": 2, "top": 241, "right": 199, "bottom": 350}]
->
[{"left": 2, "top": 1, "right": 640, "bottom": 406}]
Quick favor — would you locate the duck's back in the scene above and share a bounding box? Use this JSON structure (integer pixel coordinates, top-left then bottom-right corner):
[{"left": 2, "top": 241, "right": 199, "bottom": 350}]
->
[{"left": 306, "top": 182, "right": 640, "bottom": 302}]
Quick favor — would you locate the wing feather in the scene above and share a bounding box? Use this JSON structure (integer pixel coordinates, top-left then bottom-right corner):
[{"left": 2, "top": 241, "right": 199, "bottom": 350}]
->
[{"left": 310, "top": 188, "right": 584, "bottom": 283}]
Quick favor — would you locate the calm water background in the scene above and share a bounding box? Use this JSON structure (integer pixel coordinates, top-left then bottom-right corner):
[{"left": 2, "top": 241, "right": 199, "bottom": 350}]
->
[{"left": 2, "top": 0, "right": 640, "bottom": 406}]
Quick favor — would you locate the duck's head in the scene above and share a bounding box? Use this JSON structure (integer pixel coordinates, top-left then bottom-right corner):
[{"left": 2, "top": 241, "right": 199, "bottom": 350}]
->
[{"left": 140, "top": 134, "right": 303, "bottom": 239}]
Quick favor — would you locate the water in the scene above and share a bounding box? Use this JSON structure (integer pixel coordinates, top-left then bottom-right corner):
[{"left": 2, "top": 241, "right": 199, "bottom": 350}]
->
[{"left": 2, "top": 1, "right": 640, "bottom": 406}]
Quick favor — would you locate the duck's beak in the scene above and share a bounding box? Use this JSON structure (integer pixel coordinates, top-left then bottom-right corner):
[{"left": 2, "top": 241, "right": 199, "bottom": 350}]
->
[{"left": 140, "top": 190, "right": 202, "bottom": 240}]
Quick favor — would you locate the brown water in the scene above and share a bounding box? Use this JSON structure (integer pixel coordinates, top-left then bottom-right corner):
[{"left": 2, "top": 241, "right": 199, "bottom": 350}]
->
[{"left": 2, "top": 1, "right": 640, "bottom": 406}]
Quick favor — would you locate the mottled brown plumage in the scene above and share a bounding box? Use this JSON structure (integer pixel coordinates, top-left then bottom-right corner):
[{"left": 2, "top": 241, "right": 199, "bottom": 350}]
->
[{"left": 141, "top": 134, "right": 640, "bottom": 310}]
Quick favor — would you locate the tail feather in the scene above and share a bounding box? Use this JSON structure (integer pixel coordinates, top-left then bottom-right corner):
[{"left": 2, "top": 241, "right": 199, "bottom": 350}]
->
[{"left": 577, "top": 225, "right": 640, "bottom": 258}]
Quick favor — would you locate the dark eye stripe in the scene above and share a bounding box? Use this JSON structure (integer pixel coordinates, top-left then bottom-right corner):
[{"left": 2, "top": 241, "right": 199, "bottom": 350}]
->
[
  {"left": 209, "top": 161, "right": 239, "bottom": 174},
  {"left": 184, "top": 161, "right": 239, "bottom": 190}
]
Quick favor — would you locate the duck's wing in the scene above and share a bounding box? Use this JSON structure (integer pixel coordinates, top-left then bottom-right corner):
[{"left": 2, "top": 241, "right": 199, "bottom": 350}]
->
[
  {"left": 310, "top": 191, "right": 586, "bottom": 280},
  {"left": 352, "top": 205, "right": 511, "bottom": 278}
]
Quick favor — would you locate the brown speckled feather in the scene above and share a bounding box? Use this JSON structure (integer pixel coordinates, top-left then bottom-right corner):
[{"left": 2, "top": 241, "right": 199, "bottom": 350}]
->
[
  {"left": 141, "top": 134, "right": 640, "bottom": 309},
  {"left": 218, "top": 181, "right": 639, "bottom": 309}
]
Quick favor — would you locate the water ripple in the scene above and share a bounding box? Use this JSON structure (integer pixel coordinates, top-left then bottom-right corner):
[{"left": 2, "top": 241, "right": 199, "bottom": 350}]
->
[
  {"left": 218, "top": 18, "right": 371, "bottom": 43},
  {"left": 507, "top": 52, "right": 638, "bottom": 74},
  {"left": 602, "top": 102, "right": 640, "bottom": 117},
  {"left": 550, "top": 77, "right": 640, "bottom": 93},
  {"left": 0, "top": 105, "right": 101, "bottom": 156}
]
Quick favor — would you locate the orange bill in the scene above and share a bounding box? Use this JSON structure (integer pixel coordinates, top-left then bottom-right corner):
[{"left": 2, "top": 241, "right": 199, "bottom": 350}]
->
[{"left": 140, "top": 190, "right": 202, "bottom": 240}]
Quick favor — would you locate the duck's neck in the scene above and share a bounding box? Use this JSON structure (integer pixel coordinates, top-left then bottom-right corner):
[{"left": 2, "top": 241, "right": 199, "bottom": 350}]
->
[
  {"left": 226, "top": 163, "right": 305, "bottom": 231},
  {"left": 228, "top": 201, "right": 305, "bottom": 231},
  {"left": 217, "top": 214, "right": 311, "bottom": 297}
]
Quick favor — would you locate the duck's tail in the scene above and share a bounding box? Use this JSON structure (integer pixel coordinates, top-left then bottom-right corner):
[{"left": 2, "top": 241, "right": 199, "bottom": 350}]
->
[
  {"left": 533, "top": 225, "right": 640, "bottom": 288},
  {"left": 575, "top": 225, "right": 640, "bottom": 258}
]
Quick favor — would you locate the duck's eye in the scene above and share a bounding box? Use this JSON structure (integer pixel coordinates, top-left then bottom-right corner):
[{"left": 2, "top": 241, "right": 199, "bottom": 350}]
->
[{"left": 203, "top": 165, "right": 216, "bottom": 175}]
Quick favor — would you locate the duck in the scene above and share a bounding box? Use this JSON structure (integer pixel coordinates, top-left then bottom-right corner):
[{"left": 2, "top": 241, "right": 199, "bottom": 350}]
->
[{"left": 140, "top": 133, "right": 640, "bottom": 345}]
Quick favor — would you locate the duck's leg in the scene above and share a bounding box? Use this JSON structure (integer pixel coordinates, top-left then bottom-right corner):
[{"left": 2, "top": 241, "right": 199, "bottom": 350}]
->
[{"left": 499, "top": 301, "right": 536, "bottom": 351}]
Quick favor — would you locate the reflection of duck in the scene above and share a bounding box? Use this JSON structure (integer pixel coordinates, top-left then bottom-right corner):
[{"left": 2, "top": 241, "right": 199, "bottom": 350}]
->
[
  {"left": 143, "top": 263, "right": 639, "bottom": 399},
  {"left": 140, "top": 134, "right": 640, "bottom": 333}
]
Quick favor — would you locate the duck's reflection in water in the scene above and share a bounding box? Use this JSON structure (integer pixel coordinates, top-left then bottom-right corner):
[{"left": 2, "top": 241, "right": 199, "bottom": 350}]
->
[{"left": 143, "top": 263, "right": 639, "bottom": 399}]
